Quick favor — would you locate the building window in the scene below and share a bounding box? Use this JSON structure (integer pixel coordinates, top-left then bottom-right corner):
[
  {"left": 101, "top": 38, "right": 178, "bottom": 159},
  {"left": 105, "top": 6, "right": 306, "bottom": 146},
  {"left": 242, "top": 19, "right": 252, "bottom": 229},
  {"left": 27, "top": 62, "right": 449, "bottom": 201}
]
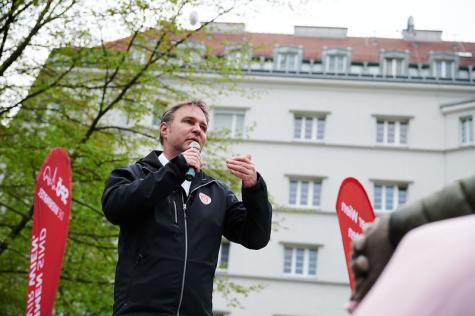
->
[
  {"left": 273, "top": 45, "right": 303, "bottom": 72},
  {"left": 288, "top": 179, "right": 322, "bottom": 208},
  {"left": 213, "top": 110, "right": 245, "bottom": 138},
  {"left": 373, "top": 184, "right": 408, "bottom": 211},
  {"left": 434, "top": 59, "right": 455, "bottom": 78},
  {"left": 383, "top": 58, "right": 404, "bottom": 76},
  {"left": 217, "top": 240, "right": 230, "bottom": 270},
  {"left": 460, "top": 116, "right": 473, "bottom": 145},
  {"left": 278, "top": 52, "right": 298, "bottom": 71},
  {"left": 326, "top": 54, "right": 346, "bottom": 73},
  {"left": 429, "top": 52, "right": 458, "bottom": 79},
  {"left": 376, "top": 119, "right": 408, "bottom": 145},
  {"left": 379, "top": 51, "right": 408, "bottom": 76},
  {"left": 224, "top": 43, "right": 252, "bottom": 66},
  {"left": 293, "top": 115, "right": 325, "bottom": 141},
  {"left": 283, "top": 246, "right": 318, "bottom": 276},
  {"left": 177, "top": 41, "right": 205, "bottom": 65},
  {"left": 322, "top": 47, "right": 351, "bottom": 73},
  {"left": 130, "top": 44, "right": 146, "bottom": 64}
]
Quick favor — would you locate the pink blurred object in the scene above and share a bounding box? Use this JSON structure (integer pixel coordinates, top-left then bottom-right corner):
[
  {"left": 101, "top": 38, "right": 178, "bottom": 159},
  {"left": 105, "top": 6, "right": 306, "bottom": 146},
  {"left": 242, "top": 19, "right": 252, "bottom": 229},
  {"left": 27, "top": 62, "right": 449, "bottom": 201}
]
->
[
  {"left": 345, "top": 300, "right": 359, "bottom": 314},
  {"left": 353, "top": 215, "right": 475, "bottom": 316}
]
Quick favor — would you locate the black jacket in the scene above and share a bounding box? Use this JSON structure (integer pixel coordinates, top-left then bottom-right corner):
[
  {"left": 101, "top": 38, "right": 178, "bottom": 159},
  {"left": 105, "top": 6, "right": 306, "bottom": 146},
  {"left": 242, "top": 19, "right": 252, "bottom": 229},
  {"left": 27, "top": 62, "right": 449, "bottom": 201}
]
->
[{"left": 102, "top": 150, "right": 272, "bottom": 315}]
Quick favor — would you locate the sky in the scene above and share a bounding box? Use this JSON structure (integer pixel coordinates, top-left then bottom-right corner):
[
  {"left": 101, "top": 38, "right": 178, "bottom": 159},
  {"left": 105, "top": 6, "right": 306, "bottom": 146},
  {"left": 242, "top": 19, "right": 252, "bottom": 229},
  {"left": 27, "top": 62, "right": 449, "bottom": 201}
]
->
[{"left": 191, "top": 0, "right": 475, "bottom": 42}]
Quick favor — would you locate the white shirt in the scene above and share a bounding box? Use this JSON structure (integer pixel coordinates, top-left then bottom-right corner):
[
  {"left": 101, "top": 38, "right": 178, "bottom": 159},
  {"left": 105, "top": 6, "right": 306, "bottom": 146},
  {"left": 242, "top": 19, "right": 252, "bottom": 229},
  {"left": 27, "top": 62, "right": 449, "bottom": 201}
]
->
[{"left": 158, "top": 152, "right": 191, "bottom": 195}]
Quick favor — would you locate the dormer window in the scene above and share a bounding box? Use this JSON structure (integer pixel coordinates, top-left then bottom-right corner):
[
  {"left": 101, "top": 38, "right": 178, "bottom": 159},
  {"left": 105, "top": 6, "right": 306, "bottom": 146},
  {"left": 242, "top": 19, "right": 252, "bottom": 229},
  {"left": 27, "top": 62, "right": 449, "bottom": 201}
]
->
[
  {"left": 224, "top": 43, "right": 252, "bottom": 65},
  {"left": 380, "top": 50, "right": 409, "bottom": 76},
  {"left": 322, "top": 48, "right": 351, "bottom": 73},
  {"left": 177, "top": 41, "right": 206, "bottom": 65},
  {"left": 434, "top": 60, "right": 455, "bottom": 78},
  {"left": 273, "top": 45, "right": 303, "bottom": 72},
  {"left": 130, "top": 48, "right": 146, "bottom": 64},
  {"left": 429, "top": 52, "right": 458, "bottom": 79},
  {"left": 129, "top": 39, "right": 148, "bottom": 64}
]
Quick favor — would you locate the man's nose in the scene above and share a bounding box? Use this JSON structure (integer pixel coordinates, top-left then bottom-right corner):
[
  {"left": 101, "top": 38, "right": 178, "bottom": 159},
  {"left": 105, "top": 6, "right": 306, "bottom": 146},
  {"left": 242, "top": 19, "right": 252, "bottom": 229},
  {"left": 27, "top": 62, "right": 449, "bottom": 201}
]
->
[{"left": 191, "top": 123, "right": 202, "bottom": 134}]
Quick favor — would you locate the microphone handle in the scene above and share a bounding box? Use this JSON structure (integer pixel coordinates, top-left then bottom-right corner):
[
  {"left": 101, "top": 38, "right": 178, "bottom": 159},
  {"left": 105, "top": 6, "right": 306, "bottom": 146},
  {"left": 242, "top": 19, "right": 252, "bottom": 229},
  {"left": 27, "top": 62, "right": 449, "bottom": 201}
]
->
[{"left": 185, "top": 167, "right": 196, "bottom": 181}]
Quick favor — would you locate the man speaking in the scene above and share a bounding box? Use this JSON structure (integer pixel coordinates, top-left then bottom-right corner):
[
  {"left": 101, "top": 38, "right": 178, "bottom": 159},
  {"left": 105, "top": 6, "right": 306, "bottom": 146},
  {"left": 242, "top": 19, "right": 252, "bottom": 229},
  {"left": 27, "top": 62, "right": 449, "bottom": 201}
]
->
[{"left": 102, "top": 100, "right": 272, "bottom": 315}]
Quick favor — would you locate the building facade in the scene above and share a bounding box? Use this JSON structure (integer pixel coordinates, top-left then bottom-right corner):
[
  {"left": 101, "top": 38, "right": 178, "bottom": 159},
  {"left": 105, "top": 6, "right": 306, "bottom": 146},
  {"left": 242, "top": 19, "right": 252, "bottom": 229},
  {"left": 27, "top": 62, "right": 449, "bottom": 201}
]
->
[{"left": 188, "top": 21, "right": 475, "bottom": 316}]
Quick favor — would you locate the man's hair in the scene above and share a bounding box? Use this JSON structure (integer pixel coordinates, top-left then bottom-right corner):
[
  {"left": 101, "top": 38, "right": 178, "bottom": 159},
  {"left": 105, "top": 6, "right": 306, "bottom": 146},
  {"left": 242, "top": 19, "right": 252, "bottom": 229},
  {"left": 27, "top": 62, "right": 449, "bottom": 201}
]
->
[{"left": 159, "top": 99, "right": 209, "bottom": 144}]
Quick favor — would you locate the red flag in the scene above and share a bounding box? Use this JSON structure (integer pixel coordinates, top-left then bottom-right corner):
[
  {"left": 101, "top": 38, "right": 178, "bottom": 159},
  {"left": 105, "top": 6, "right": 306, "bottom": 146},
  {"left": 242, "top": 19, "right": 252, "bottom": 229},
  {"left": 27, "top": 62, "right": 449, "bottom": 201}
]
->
[
  {"left": 25, "top": 148, "right": 72, "bottom": 316},
  {"left": 335, "top": 177, "right": 375, "bottom": 291}
]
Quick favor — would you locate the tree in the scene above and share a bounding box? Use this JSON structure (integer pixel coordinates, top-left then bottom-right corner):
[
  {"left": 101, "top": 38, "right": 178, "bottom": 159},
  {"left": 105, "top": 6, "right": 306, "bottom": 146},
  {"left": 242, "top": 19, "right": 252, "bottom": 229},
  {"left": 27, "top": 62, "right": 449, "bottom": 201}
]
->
[
  {"left": 0, "top": 0, "right": 90, "bottom": 119},
  {"left": 0, "top": 0, "right": 263, "bottom": 314}
]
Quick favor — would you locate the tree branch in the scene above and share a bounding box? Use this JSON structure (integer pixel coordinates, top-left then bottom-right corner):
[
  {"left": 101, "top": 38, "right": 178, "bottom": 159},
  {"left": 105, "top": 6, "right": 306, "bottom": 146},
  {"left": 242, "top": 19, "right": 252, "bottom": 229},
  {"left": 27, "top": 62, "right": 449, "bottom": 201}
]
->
[
  {"left": 95, "top": 125, "right": 157, "bottom": 139},
  {"left": 0, "top": 60, "right": 77, "bottom": 117},
  {"left": 0, "top": 205, "right": 33, "bottom": 257},
  {"left": 60, "top": 275, "right": 113, "bottom": 285},
  {"left": 71, "top": 198, "right": 103, "bottom": 216},
  {"left": 0, "top": 201, "right": 29, "bottom": 217},
  {"left": 0, "top": 0, "right": 54, "bottom": 76},
  {"left": 68, "top": 235, "right": 116, "bottom": 250}
]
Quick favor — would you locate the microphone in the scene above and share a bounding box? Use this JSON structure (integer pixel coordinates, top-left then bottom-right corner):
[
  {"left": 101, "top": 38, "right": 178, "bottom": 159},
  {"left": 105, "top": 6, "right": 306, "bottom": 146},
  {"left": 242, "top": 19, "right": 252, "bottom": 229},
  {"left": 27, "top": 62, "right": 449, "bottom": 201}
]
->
[{"left": 185, "top": 141, "right": 201, "bottom": 181}]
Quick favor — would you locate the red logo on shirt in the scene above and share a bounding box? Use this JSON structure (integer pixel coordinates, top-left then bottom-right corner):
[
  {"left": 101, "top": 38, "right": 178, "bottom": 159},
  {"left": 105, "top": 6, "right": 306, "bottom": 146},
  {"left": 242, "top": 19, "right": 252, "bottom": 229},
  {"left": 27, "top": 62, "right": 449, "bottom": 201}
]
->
[{"left": 199, "top": 192, "right": 211, "bottom": 205}]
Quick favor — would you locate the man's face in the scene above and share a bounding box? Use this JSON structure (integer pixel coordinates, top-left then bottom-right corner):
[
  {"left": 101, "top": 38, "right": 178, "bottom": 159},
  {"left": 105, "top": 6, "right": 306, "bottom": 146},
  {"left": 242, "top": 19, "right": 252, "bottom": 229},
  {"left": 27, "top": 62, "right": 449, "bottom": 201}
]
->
[{"left": 160, "top": 105, "right": 208, "bottom": 156}]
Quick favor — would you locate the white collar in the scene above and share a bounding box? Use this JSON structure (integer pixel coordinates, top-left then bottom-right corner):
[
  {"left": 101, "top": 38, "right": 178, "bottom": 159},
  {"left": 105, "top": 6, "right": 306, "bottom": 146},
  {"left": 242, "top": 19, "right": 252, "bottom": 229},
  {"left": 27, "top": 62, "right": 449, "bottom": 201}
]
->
[{"left": 158, "top": 152, "right": 169, "bottom": 166}]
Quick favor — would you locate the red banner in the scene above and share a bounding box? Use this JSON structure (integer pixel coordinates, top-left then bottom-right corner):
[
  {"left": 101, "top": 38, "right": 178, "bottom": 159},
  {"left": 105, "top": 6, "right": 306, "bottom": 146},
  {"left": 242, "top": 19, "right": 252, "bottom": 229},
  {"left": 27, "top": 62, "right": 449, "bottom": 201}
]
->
[
  {"left": 335, "top": 177, "right": 375, "bottom": 291},
  {"left": 25, "top": 148, "right": 72, "bottom": 316}
]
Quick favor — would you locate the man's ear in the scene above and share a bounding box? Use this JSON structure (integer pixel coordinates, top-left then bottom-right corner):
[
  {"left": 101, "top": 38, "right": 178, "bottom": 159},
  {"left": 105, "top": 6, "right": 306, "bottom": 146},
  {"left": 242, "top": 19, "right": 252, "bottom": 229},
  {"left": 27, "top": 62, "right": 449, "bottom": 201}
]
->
[{"left": 160, "top": 122, "right": 168, "bottom": 140}]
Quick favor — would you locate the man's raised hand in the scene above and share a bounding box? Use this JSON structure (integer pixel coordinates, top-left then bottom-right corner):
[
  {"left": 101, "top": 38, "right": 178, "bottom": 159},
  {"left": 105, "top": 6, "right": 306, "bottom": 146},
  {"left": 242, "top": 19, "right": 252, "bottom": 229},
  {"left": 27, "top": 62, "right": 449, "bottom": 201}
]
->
[{"left": 226, "top": 154, "right": 257, "bottom": 188}]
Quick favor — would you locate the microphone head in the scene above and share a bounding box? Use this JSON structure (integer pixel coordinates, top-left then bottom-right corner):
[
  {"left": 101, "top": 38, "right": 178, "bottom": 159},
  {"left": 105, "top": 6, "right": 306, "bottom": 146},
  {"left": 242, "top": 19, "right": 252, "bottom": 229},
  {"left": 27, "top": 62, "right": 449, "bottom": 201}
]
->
[{"left": 189, "top": 141, "right": 201, "bottom": 151}]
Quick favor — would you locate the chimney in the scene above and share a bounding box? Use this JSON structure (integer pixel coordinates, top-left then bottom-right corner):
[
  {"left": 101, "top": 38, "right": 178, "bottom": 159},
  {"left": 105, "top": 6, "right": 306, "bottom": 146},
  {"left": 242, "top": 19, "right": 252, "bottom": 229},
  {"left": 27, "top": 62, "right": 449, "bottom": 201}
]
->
[
  {"left": 202, "top": 22, "right": 245, "bottom": 33},
  {"left": 402, "top": 16, "right": 442, "bottom": 42},
  {"left": 294, "top": 26, "right": 347, "bottom": 38}
]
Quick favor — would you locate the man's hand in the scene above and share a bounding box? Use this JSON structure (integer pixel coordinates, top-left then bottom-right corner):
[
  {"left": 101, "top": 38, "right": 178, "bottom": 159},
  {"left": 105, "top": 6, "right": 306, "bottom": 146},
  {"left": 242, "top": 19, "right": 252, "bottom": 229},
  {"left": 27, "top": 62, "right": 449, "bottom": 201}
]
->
[
  {"left": 226, "top": 154, "right": 257, "bottom": 188},
  {"left": 351, "top": 214, "right": 394, "bottom": 302},
  {"left": 182, "top": 147, "right": 203, "bottom": 173}
]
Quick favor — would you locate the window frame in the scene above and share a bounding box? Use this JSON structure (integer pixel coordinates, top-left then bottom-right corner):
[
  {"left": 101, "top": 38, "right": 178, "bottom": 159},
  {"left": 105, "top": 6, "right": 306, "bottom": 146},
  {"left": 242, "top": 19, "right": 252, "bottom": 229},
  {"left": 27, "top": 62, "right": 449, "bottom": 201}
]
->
[
  {"left": 293, "top": 114, "right": 326, "bottom": 142},
  {"left": 322, "top": 47, "right": 351, "bottom": 74},
  {"left": 130, "top": 48, "right": 146, "bottom": 64},
  {"left": 273, "top": 45, "right": 303, "bottom": 72},
  {"left": 375, "top": 117, "right": 410, "bottom": 146},
  {"left": 212, "top": 109, "right": 246, "bottom": 138},
  {"left": 460, "top": 115, "right": 474, "bottom": 145},
  {"left": 287, "top": 177, "right": 323, "bottom": 209},
  {"left": 176, "top": 41, "right": 206, "bottom": 65},
  {"left": 428, "top": 52, "right": 459, "bottom": 79},
  {"left": 224, "top": 43, "right": 252, "bottom": 65},
  {"left": 372, "top": 182, "right": 409, "bottom": 212},
  {"left": 379, "top": 50, "right": 409, "bottom": 77},
  {"left": 282, "top": 244, "right": 319, "bottom": 277}
]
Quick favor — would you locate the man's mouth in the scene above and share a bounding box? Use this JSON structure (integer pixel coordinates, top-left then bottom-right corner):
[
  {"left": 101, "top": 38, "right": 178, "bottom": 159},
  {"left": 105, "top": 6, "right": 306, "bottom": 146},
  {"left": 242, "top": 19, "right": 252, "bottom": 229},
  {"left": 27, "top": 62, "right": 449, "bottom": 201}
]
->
[{"left": 187, "top": 138, "right": 200, "bottom": 144}]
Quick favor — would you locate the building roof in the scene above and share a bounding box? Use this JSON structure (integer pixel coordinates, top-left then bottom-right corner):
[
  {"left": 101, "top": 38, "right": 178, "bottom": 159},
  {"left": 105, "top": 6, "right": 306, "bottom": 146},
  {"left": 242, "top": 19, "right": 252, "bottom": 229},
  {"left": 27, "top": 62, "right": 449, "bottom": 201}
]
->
[{"left": 105, "top": 24, "right": 475, "bottom": 67}]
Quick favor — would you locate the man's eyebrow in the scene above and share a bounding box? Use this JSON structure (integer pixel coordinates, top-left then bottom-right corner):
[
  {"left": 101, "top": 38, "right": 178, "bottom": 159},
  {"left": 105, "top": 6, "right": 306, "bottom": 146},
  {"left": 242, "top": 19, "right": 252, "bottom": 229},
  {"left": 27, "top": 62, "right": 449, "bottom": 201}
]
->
[{"left": 182, "top": 115, "right": 207, "bottom": 126}]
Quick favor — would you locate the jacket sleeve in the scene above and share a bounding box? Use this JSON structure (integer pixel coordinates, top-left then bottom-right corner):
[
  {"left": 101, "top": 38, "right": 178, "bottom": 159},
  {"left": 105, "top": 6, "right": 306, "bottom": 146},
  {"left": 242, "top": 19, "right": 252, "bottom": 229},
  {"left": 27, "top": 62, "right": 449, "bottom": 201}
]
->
[
  {"left": 389, "top": 174, "right": 475, "bottom": 247},
  {"left": 101, "top": 155, "right": 188, "bottom": 225},
  {"left": 222, "top": 173, "right": 273, "bottom": 250}
]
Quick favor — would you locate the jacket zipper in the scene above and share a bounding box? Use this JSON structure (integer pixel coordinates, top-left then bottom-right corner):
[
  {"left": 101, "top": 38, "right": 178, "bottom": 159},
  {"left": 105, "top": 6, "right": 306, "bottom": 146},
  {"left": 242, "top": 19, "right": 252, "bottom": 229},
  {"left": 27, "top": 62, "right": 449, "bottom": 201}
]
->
[
  {"left": 176, "top": 180, "right": 216, "bottom": 316},
  {"left": 176, "top": 199, "right": 188, "bottom": 316}
]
